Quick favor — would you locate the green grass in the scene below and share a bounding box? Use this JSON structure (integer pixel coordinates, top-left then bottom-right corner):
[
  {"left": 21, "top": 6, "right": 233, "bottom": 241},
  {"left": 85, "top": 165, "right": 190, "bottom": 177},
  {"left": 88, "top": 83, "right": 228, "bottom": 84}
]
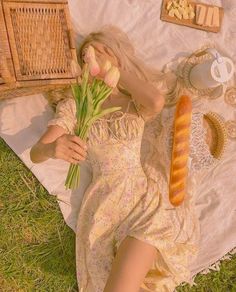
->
[{"left": 0, "top": 137, "right": 236, "bottom": 292}]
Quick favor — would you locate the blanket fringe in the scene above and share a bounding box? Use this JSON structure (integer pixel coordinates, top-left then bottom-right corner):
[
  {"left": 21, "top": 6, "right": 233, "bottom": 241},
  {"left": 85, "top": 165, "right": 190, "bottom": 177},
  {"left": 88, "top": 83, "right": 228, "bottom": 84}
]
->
[{"left": 176, "top": 246, "right": 236, "bottom": 290}]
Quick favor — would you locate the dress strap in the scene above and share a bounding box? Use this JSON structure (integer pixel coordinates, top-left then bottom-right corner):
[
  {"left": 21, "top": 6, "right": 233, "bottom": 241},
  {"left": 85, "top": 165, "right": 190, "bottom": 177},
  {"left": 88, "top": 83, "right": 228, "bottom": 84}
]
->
[
  {"left": 123, "top": 97, "right": 143, "bottom": 120},
  {"left": 130, "top": 96, "right": 143, "bottom": 119},
  {"left": 125, "top": 98, "right": 133, "bottom": 114},
  {"left": 117, "top": 85, "right": 143, "bottom": 119}
]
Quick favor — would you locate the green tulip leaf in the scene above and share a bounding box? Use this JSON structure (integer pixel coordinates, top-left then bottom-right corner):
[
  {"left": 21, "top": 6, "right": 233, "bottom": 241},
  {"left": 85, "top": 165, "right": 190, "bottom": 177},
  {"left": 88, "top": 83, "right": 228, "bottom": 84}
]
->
[
  {"left": 81, "top": 65, "right": 89, "bottom": 98},
  {"left": 93, "top": 88, "right": 113, "bottom": 115},
  {"left": 71, "top": 84, "right": 83, "bottom": 123},
  {"left": 84, "top": 85, "right": 94, "bottom": 124},
  {"left": 80, "top": 96, "right": 88, "bottom": 125},
  {"left": 86, "top": 106, "right": 122, "bottom": 127}
]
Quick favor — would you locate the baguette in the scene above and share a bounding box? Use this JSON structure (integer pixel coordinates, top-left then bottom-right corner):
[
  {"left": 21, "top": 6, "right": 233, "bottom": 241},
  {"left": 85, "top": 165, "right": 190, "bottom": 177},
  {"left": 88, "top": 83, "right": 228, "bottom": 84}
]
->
[{"left": 169, "top": 95, "right": 192, "bottom": 207}]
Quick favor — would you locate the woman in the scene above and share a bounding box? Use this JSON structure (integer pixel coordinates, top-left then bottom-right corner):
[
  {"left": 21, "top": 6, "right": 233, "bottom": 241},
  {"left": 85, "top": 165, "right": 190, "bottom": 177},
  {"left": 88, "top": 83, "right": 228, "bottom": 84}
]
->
[{"left": 30, "top": 26, "right": 218, "bottom": 291}]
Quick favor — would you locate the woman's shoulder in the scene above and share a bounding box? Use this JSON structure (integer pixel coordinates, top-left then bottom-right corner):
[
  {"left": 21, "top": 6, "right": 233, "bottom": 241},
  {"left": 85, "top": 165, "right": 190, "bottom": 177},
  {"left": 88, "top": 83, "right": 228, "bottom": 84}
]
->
[
  {"left": 57, "top": 97, "right": 76, "bottom": 107},
  {"left": 131, "top": 97, "right": 160, "bottom": 122},
  {"left": 55, "top": 97, "right": 76, "bottom": 116},
  {"left": 47, "top": 97, "right": 77, "bottom": 134}
]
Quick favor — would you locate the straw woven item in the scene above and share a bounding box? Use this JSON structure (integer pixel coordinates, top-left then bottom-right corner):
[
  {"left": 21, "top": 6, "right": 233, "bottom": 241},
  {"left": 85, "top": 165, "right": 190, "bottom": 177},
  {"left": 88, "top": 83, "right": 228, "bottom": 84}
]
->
[
  {"left": 0, "top": 0, "right": 78, "bottom": 100},
  {"left": 204, "top": 112, "right": 228, "bottom": 159}
]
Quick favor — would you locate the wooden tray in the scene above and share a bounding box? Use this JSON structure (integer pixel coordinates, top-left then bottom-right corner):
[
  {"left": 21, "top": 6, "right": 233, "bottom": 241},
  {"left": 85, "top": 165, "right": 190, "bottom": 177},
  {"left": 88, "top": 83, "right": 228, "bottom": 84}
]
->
[{"left": 160, "top": 0, "right": 224, "bottom": 33}]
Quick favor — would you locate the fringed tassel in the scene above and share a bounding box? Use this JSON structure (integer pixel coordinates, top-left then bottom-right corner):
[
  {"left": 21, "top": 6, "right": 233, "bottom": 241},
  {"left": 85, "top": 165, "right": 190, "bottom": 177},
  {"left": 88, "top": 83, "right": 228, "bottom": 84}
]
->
[{"left": 175, "top": 246, "right": 236, "bottom": 290}]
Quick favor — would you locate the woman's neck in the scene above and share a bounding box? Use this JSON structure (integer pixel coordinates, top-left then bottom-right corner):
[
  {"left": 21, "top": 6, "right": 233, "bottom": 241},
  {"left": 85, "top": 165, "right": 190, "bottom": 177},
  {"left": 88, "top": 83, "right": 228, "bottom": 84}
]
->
[
  {"left": 101, "top": 88, "right": 132, "bottom": 111},
  {"left": 106, "top": 88, "right": 129, "bottom": 102}
]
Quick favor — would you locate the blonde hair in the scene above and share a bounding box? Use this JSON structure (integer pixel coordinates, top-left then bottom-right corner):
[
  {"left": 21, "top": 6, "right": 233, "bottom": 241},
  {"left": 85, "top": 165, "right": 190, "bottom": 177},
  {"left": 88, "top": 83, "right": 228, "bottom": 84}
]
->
[
  {"left": 45, "top": 25, "right": 175, "bottom": 111},
  {"left": 78, "top": 25, "right": 164, "bottom": 82}
]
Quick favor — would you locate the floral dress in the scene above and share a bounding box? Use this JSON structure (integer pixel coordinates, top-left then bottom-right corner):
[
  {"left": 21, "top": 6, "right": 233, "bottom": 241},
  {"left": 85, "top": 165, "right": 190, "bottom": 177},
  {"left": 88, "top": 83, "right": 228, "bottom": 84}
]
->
[{"left": 47, "top": 96, "right": 217, "bottom": 292}]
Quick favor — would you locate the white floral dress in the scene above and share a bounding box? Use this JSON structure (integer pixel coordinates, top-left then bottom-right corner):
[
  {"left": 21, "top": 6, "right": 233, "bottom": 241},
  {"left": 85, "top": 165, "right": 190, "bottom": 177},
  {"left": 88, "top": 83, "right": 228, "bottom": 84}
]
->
[{"left": 47, "top": 97, "right": 217, "bottom": 292}]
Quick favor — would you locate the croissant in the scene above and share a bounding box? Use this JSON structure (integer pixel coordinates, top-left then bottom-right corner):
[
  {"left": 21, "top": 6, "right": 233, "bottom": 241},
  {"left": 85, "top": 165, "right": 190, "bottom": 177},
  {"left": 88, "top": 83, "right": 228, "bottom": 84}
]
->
[{"left": 169, "top": 95, "right": 192, "bottom": 207}]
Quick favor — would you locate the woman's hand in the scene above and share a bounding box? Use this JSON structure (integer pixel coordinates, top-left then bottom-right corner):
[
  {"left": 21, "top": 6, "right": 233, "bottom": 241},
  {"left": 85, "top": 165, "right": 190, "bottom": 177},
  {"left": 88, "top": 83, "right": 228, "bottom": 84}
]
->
[
  {"left": 96, "top": 53, "right": 119, "bottom": 72},
  {"left": 92, "top": 43, "right": 120, "bottom": 68},
  {"left": 51, "top": 134, "right": 88, "bottom": 165}
]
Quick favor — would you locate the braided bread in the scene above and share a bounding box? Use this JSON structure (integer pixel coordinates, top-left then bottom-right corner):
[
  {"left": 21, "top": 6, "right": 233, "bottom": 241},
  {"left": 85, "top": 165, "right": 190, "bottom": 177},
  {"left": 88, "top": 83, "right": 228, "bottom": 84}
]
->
[{"left": 169, "top": 95, "right": 192, "bottom": 207}]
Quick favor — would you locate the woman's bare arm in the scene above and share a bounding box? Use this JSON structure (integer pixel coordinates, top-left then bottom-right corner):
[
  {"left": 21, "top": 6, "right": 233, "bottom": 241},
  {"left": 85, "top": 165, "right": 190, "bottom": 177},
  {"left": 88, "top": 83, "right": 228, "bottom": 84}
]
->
[
  {"left": 119, "top": 69, "right": 165, "bottom": 114},
  {"left": 30, "top": 125, "right": 88, "bottom": 164},
  {"left": 30, "top": 125, "right": 67, "bottom": 163}
]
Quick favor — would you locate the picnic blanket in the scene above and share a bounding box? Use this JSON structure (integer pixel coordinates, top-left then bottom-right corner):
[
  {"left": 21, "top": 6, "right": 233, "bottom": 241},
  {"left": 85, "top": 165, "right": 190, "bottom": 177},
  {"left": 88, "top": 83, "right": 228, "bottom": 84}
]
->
[{"left": 1, "top": 0, "right": 236, "bottom": 284}]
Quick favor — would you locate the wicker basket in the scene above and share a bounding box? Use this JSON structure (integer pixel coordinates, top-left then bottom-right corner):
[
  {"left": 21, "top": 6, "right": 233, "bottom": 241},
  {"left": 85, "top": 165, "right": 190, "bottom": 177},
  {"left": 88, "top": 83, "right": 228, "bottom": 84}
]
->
[{"left": 0, "top": 0, "right": 79, "bottom": 100}]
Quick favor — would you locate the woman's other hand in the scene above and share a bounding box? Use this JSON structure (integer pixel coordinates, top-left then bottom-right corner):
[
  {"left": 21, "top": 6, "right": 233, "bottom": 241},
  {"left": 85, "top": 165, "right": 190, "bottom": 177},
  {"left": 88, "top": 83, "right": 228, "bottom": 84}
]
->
[{"left": 92, "top": 42, "right": 120, "bottom": 68}]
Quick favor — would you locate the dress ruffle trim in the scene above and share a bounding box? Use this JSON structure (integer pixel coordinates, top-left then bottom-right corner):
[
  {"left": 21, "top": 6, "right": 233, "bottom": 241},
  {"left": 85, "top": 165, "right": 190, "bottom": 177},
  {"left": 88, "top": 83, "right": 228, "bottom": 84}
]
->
[{"left": 87, "top": 112, "right": 144, "bottom": 146}]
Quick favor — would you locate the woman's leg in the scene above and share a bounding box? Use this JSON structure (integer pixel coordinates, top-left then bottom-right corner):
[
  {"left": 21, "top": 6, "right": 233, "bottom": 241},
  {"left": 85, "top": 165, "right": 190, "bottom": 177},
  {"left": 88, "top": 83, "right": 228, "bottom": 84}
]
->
[{"left": 103, "top": 235, "right": 157, "bottom": 292}]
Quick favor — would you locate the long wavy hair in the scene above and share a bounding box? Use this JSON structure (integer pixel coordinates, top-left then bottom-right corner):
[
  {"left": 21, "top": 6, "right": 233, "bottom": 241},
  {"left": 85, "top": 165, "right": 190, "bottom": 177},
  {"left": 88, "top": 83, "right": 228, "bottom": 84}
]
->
[{"left": 44, "top": 25, "right": 175, "bottom": 111}]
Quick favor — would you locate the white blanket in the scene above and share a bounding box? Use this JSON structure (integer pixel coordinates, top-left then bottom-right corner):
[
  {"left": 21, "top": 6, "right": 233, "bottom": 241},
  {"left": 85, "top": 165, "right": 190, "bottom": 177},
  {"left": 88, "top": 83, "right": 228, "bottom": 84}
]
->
[{"left": 1, "top": 0, "right": 236, "bottom": 284}]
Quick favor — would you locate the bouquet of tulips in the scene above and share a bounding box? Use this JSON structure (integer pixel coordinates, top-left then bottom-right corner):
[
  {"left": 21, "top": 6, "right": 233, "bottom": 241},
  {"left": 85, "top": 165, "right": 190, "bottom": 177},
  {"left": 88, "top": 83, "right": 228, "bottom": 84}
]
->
[{"left": 65, "top": 46, "right": 121, "bottom": 190}]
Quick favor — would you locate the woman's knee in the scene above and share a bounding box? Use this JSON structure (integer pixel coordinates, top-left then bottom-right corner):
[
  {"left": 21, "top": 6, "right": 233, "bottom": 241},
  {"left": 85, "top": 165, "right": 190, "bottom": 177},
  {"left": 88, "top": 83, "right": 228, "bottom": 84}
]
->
[{"left": 103, "top": 235, "right": 157, "bottom": 292}]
